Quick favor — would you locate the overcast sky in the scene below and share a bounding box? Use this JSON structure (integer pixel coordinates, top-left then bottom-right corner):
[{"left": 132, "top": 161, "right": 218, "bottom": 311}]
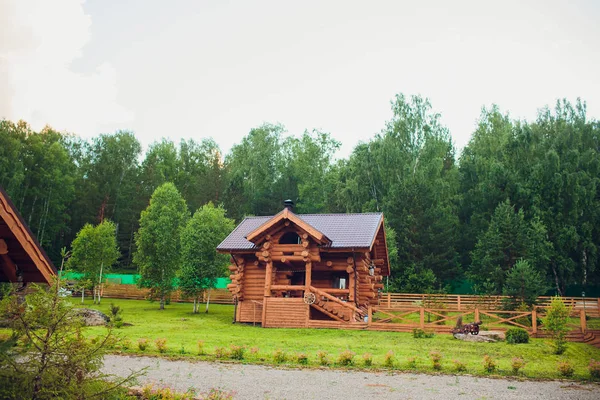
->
[{"left": 2, "top": 0, "right": 599, "bottom": 158}]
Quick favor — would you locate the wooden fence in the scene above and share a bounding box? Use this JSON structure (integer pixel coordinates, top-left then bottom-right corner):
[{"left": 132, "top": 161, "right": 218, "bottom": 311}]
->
[
  {"left": 86, "top": 284, "right": 234, "bottom": 304},
  {"left": 379, "top": 293, "right": 600, "bottom": 317},
  {"left": 368, "top": 305, "right": 589, "bottom": 335},
  {"left": 91, "top": 286, "right": 600, "bottom": 317}
]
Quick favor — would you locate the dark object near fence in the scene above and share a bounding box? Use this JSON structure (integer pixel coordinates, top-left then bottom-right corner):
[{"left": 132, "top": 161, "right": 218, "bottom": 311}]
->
[{"left": 452, "top": 319, "right": 482, "bottom": 335}]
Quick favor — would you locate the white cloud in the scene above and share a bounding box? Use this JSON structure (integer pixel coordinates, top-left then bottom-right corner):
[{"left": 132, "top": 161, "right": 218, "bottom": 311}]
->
[{"left": 0, "top": 0, "right": 132, "bottom": 135}]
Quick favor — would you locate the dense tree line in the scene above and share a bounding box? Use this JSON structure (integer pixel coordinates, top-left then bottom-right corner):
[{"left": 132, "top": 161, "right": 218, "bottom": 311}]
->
[{"left": 1, "top": 94, "right": 598, "bottom": 296}]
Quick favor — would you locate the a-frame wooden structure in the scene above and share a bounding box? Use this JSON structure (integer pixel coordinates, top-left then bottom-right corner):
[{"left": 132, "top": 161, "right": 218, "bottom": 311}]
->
[
  {"left": 217, "top": 201, "right": 389, "bottom": 328},
  {"left": 0, "top": 186, "right": 56, "bottom": 284}
]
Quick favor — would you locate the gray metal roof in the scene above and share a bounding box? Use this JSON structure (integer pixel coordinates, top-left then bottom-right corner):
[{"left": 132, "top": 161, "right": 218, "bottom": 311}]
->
[{"left": 217, "top": 212, "right": 383, "bottom": 251}]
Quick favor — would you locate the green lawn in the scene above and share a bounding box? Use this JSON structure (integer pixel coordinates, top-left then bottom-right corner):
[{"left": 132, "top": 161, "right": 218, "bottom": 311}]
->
[{"left": 73, "top": 298, "right": 600, "bottom": 380}]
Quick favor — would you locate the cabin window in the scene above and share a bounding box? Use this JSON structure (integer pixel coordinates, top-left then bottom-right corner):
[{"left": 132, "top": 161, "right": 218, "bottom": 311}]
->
[
  {"left": 279, "top": 231, "right": 301, "bottom": 244},
  {"left": 333, "top": 274, "right": 347, "bottom": 289}
]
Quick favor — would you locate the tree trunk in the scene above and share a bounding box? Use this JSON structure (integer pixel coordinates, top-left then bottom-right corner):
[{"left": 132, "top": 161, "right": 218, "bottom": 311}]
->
[
  {"left": 193, "top": 297, "right": 197, "bottom": 314},
  {"left": 205, "top": 291, "right": 211, "bottom": 313},
  {"left": 81, "top": 289, "right": 85, "bottom": 304},
  {"left": 160, "top": 296, "right": 165, "bottom": 310},
  {"left": 97, "top": 262, "right": 104, "bottom": 304}
]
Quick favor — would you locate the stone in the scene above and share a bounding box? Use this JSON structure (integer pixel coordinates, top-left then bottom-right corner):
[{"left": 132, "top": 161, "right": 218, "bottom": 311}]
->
[
  {"left": 453, "top": 330, "right": 505, "bottom": 343},
  {"left": 74, "top": 308, "right": 110, "bottom": 326}
]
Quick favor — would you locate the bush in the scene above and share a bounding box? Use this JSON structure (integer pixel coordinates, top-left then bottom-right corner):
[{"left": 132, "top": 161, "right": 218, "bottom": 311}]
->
[
  {"left": 296, "top": 353, "right": 308, "bottom": 365},
  {"left": 155, "top": 338, "right": 168, "bottom": 353},
  {"left": 362, "top": 353, "right": 373, "bottom": 367},
  {"left": 412, "top": 328, "right": 434, "bottom": 339},
  {"left": 406, "top": 356, "right": 418, "bottom": 369},
  {"left": 229, "top": 344, "right": 245, "bottom": 360},
  {"left": 384, "top": 350, "right": 395, "bottom": 368},
  {"left": 483, "top": 355, "right": 497, "bottom": 373},
  {"left": 250, "top": 347, "right": 259, "bottom": 355},
  {"left": 588, "top": 359, "right": 600, "bottom": 380},
  {"left": 453, "top": 360, "right": 467, "bottom": 372},
  {"left": 337, "top": 350, "right": 355, "bottom": 366},
  {"left": 214, "top": 347, "right": 228, "bottom": 359},
  {"left": 557, "top": 360, "right": 574, "bottom": 377},
  {"left": 137, "top": 338, "right": 149, "bottom": 351},
  {"left": 506, "top": 328, "right": 530, "bottom": 344},
  {"left": 317, "top": 350, "right": 329, "bottom": 366},
  {"left": 273, "top": 349, "right": 287, "bottom": 363},
  {"left": 511, "top": 357, "right": 526, "bottom": 374},
  {"left": 197, "top": 340, "right": 205, "bottom": 355},
  {"left": 120, "top": 338, "right": 132, "bottom": 350},
  {"left": 430, "top": 351, "right": 442, "bottom": 370}
]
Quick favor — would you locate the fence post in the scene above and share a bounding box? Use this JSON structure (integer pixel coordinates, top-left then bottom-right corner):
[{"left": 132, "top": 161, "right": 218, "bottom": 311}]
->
[
  {"left": 457, "top": 295, "right": 461, "bottom": 311},
  {"left": 387, "top": 293, "right": 391, "bottom": 308},
  {"left": 474, "top": 307, "right": 480, "bottom": 322},
  {"left": 531, "top": 308, "right": 537, "bottom": 334},
  {"left": 368, "top": 306, "right": 372, "bottom": 327},
  {"left": 420, "top": 307, "right": 425, "bottom": 328},
  {"left": 580, "top": 309, "right": 587, "bottom": 333}
]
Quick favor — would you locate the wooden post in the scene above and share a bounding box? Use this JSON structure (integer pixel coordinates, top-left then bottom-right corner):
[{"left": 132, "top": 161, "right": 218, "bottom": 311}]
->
[
  {"left": 474, "top": 308, "right": 480, "bottom": 322},
  {"left": 261, "top": 299, "right": 268, "bottom": 327},
  {"left": 580, "top": 309, "right": 587, "bottom": 333},
  {"left": 420, "top": 307, "right": 425, "bottom": 328},
  {"left": 305, "top": 261, "right": 312, "bottom": 326},
  {"left": 348, "top": 266, "right": 354, "bottom": 302},
  {"left": 457, "top": 295, "right": 461, "bottom": 311},
  {"left": 367, "top": 306, "right": 372, "bottom": 327},
  {"left": 531, "top": 308, "right": 537, "bottom": 334},
  {"left": 387, "top": 293, "right": 391, "bottom": 308},
  {"left": 264, "top": 261, "right": 273, "bottom": 297}
]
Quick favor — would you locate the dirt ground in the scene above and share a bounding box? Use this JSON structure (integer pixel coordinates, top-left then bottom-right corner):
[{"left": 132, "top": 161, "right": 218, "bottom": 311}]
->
[{"left": 103, "top": 355, "right": 600, "bottom": 400}]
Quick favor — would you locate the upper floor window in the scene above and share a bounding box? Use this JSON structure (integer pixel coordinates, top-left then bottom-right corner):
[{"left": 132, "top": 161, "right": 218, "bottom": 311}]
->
[{"left": 279, "top": 231, "right": 301, "bottom": 244}]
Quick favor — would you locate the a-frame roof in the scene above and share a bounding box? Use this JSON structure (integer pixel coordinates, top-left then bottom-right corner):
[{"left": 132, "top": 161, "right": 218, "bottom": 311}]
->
[
  {"left": 245, "top": 207, "right": 330, "bottom": 244},
  {"left": 217, "top": 211, "right": 384, "bottom": 252},
  {"left": 0, "top": 186, "right": 56, "bottom": 283}
]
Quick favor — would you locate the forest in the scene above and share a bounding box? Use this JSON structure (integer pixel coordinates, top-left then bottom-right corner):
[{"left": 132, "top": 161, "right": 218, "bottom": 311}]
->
[{"left": 1, "top": 93, "right": 598, "bottom": 296}]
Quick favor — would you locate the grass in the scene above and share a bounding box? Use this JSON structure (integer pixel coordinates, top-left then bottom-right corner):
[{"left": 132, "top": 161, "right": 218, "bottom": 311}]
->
[{"left": 4, "top": 298, "right": 599, "bottom": 380}]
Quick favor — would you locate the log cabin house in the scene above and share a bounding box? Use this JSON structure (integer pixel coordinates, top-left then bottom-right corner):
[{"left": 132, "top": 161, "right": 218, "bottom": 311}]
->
[
  {"left": 0, "top": 186, "right": 56, "bottom": 285},
  {"left": 217, "top": 200, "right": 390, "bottom": 328}
]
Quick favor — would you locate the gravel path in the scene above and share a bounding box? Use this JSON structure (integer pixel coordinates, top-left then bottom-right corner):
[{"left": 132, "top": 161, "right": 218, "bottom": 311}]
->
[{"left": 103, "top": 355, "right": 600, "bottom": 400}]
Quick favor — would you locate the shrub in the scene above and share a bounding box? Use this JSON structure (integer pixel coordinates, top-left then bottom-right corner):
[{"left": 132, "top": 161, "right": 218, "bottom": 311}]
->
[
  {"left": 202, "top": 388, "right": 236, "bottom": 400},
  {"left": 317, "top": 350, "right": 329, "bottom": 366},
  {"left": 430, "top": 351, "right": 442, "bottom": 370},
  {"left": 453, "top": 360, "right": 467, "bottom": 372},
  {"left": 273, "top": 349, "right": 287, "bottom": 363},
  {"left": 108, "top": 302, "right": 124, "bottom": 328},
  {"left": 483, "top": 355, "right": 497, "bottom": 373},
  {"left": 511, "top": 357, "right": 526, "bottom": 374},
  {"left": 384, "top": 351, "right": 395, "bottom": 368},
  {"left": 229, "top": 344, "right": 245, "bottom": 360},
  {"left": 250, "top": 347, "right": 259, "bottom": 355},
  {"left": 214, "top": 347, "right": 228, "bottom": 359},
  {"left": 506, "top": 328, "right": 530, "bottom": 344},
  {"left": 197, "top": 340, "right": 205, "bottom": 355},
  {"left": 557, "top": 360, "right": 574, "bottom": 377},
  {"left": 155, "top": 338, "right": 168, "bottom": 353},
  {"left": 412, "top": 328, "right": 434, "bottom": 339},
  {"left": 362, "top": 353, "right": 373, "bottom": 367},
  {"left": 588, "top": 359, "right": 600, "bottom": 380},
  {"left": 137, "top": 338, "right": 149, "bottom": 351},
  {"left": 406, "top": 356, "right": 418, "bottom": 369},
  {"left": 544, "top": 296, "right": 570, "bottom": 354},
  {"left": 179, "top": 344, "right": 187, "bottom": 354},
  {"left": 337, "top": 350, "right": 355, "bottom": 366},
  {"left": 296, "top": 353, "right": 309, "bottom": 365},
  {"left": 120, "top": 338, "right": 132, "bottom": 350}
]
